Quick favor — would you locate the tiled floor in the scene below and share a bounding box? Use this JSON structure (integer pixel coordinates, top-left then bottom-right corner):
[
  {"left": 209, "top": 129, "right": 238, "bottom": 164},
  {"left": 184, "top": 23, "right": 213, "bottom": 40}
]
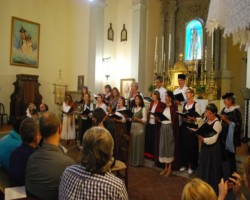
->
[{"left": 128, "top": 166, "right": 188, "bottom": 200}]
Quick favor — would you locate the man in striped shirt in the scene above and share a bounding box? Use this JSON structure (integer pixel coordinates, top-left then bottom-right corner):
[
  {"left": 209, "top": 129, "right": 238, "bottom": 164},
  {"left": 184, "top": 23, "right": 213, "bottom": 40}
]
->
[{"left": 59, "top": 127, "right": 128, "bottom": 200}]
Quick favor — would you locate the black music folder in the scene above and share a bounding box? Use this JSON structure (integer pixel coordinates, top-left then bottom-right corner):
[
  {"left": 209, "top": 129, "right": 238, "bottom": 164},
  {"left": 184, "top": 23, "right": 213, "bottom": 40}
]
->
[
  {"left": 81, "top": 108, "right": 92, "bottom": 115},
  {"left": 109, "top": 113, "right": 123, "bottom": 120},
  {"left": 117, "top": 109, "right": 134, "bottom": 118},
  {"left": 174, "top": 93, "right": 185, "bottom": 102},
  {"left": 176, "top": 111, "right": 201, "bottom": 118},
  {"left": 150, "top": 112, "right": 169, "bottom": 121},
  {"left": 188, "top": 123, "right": 217, "bottom": 138}
]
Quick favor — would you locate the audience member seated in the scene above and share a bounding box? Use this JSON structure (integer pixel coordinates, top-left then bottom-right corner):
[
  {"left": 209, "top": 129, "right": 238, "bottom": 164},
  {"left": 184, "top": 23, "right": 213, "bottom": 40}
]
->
[
  {"left": 0, "top": 117, "right": 25, "bottom": 170},
  {"left": 59, "top": 127, "right": 128, "bottom": 200},
  {"left": 25, "top": 112, "right": 75, "bottom": 200},
  {"left": 182, "top": 178, "right": 227, "bottom": 200},
  {"left": 9, "top": 118, "right": 41, "bottom": 186},
  {"left": 221, "top": 156, "right": 250, "bottom": 200},
  {"left": 26, "top": 103, "right": 36, "bottom": 118},
  {"left": 39, "top": 103, "right": 49, "bottom": 113}
]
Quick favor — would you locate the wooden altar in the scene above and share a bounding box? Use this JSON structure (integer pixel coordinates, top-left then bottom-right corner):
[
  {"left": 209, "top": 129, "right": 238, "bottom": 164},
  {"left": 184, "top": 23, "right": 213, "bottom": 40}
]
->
[{"left": 9, "top": 74, "right": 42, "bottom": 123}]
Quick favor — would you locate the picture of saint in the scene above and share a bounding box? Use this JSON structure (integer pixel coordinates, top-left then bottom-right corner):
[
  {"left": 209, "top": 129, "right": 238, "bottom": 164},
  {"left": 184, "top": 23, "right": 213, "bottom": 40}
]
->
[
  {"left": 10, "top": 17, "right": 40, "bottom": 67},
  {"left": 185, "top": 19, "right": 203, "bottom": 61}
]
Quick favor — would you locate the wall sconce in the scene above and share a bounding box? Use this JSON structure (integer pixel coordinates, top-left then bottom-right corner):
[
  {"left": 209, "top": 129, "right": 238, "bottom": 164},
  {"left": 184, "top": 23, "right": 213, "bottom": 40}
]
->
[
  {"left": 107, "top": 23, "right": 114, "bottom": 41},
  {"left": 103, "top": 57, "right": 111, "bottom": 83},
  {"left": 121, "top": 24, "right": 127, "bottom": 42},
  {"left": 53, "top": 69, "right": 67, "bottom": 105}
]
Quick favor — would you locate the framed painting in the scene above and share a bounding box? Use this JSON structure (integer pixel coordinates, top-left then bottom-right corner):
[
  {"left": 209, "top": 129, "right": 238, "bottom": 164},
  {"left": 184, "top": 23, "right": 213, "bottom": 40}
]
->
[
  {"left": 77, "top": 75, "right": 84, "bottom": 91},
  {"left": 120, "top": 78, "right": 135, "bottom": 99},
  {"left": 10, "top": 17, "right": 40, "bottom": 68}
]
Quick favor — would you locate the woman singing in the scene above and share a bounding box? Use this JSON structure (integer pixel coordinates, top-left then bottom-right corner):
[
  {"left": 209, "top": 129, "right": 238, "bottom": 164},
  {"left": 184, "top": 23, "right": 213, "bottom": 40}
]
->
[
  {"left": 195, "top": 103, "right": 222, "bottom": 193},
  {"left": 79, "top": 93, "right": 93, "bottom": 145},
  {"left": 61, "top": 94, "right": 76, "bottom": 145},
  {"left": 104, "top": 84, "right": 112, "bottom": 106},
  {"left": 145, "top": 90, "right": 166, "bottom": 163},
  {"left": 158, "top": 91, "right": 179, "bottom": 176},
  {"left": 95, "top": 93, "right": 107, "bottom": 113},
  {"left": 129, "top": 95, "right": 147, "bottom": 166},
  {"left": 179, "top": 87, "right": 201, "bottom": 175},
  {"left": 220, "top": 93, "right": 242, "bottom": 180}
]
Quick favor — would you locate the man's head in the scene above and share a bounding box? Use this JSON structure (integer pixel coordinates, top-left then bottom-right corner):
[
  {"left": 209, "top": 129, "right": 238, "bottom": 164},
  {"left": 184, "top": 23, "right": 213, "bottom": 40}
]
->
[
  {"left": 20, "top": 118, "right": 41, "bottom": 146},
  {"left": 155, "top": 76, "right": 163, "bottom": 89},
  {"left": 177, "top": 74, "right": 186, "bottom": 88},
  {"left": 80, "top": 127, "right": 114, "bottom": 174},
  {"left": 39, "top": 112, "right": 60, "bottom": 140}
]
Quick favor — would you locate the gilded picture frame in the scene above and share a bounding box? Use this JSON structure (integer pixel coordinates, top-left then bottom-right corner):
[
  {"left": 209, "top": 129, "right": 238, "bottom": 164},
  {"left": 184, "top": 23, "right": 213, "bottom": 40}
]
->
[
  {"left": 10, "top": 17, "right": 40, "bottom": 68},
  {"left": 120, "top": 78, "right": 135, "bottom": 99},
  {"left": 77, "top": 75, "right": 84, "bottom": 91}
]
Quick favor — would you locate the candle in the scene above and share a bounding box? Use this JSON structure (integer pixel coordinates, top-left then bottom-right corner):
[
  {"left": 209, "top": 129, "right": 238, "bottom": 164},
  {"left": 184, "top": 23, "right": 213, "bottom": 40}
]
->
[
  {"left": 205, "top": 47, "right": 207, "bottom": 70},
  {"left": 168, "top": 34, "right": 171, "bottom": 60},
  {"left": 162, "top": 36, "right": 164, "bottom": 60},
  {"left": 154, "top": 37, "right": 158, "bottom": 61},
  {"left": 211, "top": 33, "right": 214, "bottom": 58}
]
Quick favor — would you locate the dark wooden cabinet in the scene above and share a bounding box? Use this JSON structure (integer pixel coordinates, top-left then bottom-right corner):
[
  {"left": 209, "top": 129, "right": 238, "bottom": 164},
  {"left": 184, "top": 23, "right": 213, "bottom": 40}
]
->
[{"left": 10, "top": 74, "right": 42, "bottom": 122}]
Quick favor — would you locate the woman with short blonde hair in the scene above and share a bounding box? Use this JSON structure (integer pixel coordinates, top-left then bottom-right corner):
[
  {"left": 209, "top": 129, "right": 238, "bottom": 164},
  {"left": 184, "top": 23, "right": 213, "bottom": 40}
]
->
[{"left": 182, "top": 178, "right": 217, "bottom": 200}]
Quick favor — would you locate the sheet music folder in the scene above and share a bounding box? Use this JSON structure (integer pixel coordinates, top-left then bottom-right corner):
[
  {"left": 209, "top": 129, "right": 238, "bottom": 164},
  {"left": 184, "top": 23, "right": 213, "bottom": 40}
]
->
[
  {"left": 176, "top": 111, "right": 201, "bottom": 118},
  {"left": 188, "top": 122, "right": 217, "bottom": 138},
  {"left": 149, "top": 112, "right": 169, "bottom": 121},
  {"left": 174, "top": 93, "right": 185, "bottom": 102}
]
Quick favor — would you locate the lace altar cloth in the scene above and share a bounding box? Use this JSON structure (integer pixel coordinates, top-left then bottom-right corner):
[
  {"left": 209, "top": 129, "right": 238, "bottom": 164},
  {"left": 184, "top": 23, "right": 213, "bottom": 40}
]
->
[{"left": 206, "top": 0, "right": 250, "bottom": 50}]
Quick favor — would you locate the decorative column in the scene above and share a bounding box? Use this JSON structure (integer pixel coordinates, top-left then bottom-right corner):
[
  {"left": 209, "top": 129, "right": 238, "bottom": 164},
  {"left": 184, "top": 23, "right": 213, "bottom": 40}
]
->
[
  {"left": 131, "top": 0, "right": 147, "bottom": 91},
  {"left": 87, "top": 0, "right": 105, "bottom": 93},
  {"left": 220, "top": 37, "right": 232, "bottom": 96},
  {"left": 167, "top": 0, "right": 177, "bottom": 67}
]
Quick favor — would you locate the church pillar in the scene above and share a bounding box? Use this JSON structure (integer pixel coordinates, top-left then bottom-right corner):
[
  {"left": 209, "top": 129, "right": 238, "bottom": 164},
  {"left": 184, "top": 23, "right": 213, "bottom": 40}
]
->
[
  {"left": 131, "top": 0, "right": 147, "bottom": 91},
  {"left": 87, "top": 0, "right": 105, "bottom": 93},
  {"left": 220, "top": 37, "right": 232, "bottom": 96},
  {"left": 168, "top": 0, "right": 177, "bottom": 66}
]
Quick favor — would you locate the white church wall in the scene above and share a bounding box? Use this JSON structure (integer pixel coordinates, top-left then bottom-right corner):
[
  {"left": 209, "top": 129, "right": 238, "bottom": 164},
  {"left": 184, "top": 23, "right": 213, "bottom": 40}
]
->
[
  {"left": 103, "top": 0, "right": 133, "bottom": 92},
  {"left": 0, "top": 0, "right": 90, "bottom": 115}
]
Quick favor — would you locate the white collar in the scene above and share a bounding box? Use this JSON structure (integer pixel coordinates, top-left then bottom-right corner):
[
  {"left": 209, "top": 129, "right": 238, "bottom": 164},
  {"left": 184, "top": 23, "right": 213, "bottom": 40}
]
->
[{"left": 224, "top": 105, "right": 240, "bottom": 113}]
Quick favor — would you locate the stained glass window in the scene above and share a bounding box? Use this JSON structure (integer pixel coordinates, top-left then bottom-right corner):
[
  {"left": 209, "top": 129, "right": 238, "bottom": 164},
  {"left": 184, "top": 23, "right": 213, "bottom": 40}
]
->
[{"left": 185, "top": 19, "right": 203, "bottom": 61}]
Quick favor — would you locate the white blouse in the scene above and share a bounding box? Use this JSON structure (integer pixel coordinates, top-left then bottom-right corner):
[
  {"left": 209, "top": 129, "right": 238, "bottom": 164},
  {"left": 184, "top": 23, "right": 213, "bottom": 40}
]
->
[
  {"left": 203, "top": 118, "right": 222, "bottom": 145},
  {"left": 161, "top": 107, "right": 172, "bottom": 125}
]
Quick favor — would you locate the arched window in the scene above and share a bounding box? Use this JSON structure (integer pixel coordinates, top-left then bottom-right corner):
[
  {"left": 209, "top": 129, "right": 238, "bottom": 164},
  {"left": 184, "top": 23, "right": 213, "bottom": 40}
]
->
[{"left": 185, "top": 19, "right": 203, "bottom": 61}]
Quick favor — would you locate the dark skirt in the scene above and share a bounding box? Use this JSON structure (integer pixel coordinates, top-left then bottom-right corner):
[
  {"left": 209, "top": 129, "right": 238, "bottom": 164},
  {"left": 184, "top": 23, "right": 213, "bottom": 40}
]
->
[
  {"left": 180, "top": 122, "right": 199, "bottom": 170},
  {"left": 144, "top": 124, "right": 156, "bottom": 159},
  {"left": 79, "top": 118, "right": 92, "bottom": 145},
  {"left": 144, "top": 123, "right": 162, "bottom": 167},
  {"left": 197, "top": 141, "right": 222, "bottom": 194}
]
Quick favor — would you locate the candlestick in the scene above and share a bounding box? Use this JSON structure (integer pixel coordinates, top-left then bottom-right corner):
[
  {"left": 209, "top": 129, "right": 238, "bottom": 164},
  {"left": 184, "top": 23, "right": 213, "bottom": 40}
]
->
[
  {"left": 168, "top": 34, "right": 171, "bottom": 60},
  {"left": 162, "top": 36, "right": 164, "bottom": 60},
  {"left": 211, "top": 33, "right": 214, "bottom": 58},
  {"left": 154, "top": 37, "right": 158, "bottom": 61}
]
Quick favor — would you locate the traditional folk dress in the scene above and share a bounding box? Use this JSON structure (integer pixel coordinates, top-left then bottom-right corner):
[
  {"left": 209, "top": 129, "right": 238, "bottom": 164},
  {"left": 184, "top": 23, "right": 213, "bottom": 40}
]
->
[
  {"left": 144, "top": 101, "right": 166, "bottom": 165},
  {"left": 180, "top": 102, "right": 201, "bottom": 170},
  {"left": 197, "top": 118, "right": 222, "bottom": 194},
  {"left": 129, "top": 106, "right": 147, "bottom": 166},
  {"left": 61, "top": 102, "right": 75, "bottom": 140},
  {"left": 220, "top": 105, "right": 242, "bottom": 180},
  {"left": 159, "top": 105, "right": 179, "bottom": 165}
]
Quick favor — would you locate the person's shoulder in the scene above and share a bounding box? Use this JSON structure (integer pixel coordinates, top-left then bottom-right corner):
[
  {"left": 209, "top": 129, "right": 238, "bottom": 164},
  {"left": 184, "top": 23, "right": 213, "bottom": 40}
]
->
[{"left": 104, "top": 172, "right": 126, "bottom": 187}]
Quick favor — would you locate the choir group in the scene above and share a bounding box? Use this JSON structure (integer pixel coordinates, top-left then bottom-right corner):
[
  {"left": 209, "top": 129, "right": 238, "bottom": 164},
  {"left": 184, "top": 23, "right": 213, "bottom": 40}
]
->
[{"left": 58, "top": 73, "right": 242, "bottom": 195}]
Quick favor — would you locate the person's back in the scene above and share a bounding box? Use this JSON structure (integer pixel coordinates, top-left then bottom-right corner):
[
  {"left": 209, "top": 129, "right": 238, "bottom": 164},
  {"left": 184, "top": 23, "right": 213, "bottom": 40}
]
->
[
  {"left": 25, "top": 112, "right": 74, "bottom": 200},
  {"left": 59, "top": 127, "right": 128, "bottom": 200},
  {"left": 9, "top": 118, "right": 41, "bottom": 186},
  {"left": 0, "top": 118, "right": 24, "bottom": 170}
]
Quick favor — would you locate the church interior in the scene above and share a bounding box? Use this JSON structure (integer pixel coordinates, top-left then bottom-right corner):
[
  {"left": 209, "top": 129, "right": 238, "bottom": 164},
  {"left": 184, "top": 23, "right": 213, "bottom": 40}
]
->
[{"left": 0, "top": 0, "right": 250, "bottom": 199}]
